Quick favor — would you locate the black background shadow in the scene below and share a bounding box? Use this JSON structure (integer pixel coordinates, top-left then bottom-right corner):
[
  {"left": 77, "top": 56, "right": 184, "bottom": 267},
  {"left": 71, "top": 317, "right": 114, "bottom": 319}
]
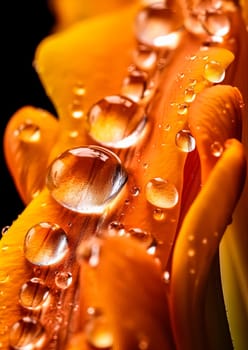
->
[{"left": 1, "top": 1, "right": 57, "bottom": 229}]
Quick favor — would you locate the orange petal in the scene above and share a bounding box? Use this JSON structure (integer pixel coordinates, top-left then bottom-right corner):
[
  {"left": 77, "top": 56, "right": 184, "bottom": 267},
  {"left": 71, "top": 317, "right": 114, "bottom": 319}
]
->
[
  {"left": 3, "top": 106, "right": 59, "bottom": 204},
  {"left": 170, "top": 139, "right": 246, "bottom": 350},
  {"left": 79, "top": 236, "right": 174, "bottom": 349}
]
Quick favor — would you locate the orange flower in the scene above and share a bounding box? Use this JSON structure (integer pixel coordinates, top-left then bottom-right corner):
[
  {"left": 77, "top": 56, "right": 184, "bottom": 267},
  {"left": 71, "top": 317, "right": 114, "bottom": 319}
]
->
[{"left": 1, "top": 1, "right": 247, "bottom": 349}]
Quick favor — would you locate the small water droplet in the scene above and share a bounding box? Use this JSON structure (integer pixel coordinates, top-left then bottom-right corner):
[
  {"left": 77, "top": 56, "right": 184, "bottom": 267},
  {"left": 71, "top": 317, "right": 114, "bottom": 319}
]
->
[
  {"left": 134, "top": 2, "right": 183, "bottom": 48},
  {"left": 177, "top": 103, "right": 188, "bottom": 116},
  {"left": 0, "top": 271, "right": 9, "bottom": 284},
  {"left": 85, "top": 314, "right": 113, "bottom": 349},
  {"left": 164, "top": 123, "right": 171, "bottom": 132},
  {"left": 87, "top": 95, "right": 147, "bottom": 148},
  {"left": 133, "top": 44, "right": 157, "bottom": 71},
  {"left": 1, "top": 226, "right": 9, "bottom": 236},
  {"left": 163, "top": 270, "right": 170, "bottom": 283},
  {"left": 70, "top": 100, "right": 84, "bottom": 119},
  {"left": 146, "top": 178, "right": 179, "bottom": 209},
  {"left": 55, "top": 271, "right": 73, "bottom": 290},
  {"left": 127, "top": 228, "right": 154, "bottom": 249},
  {"left": 184, "top": 87, "right": 196, "bottom": 103},
  {"left": 73, "top": 82, "right": 86, "bottom": 96},
  {"left": 24, "top": 222, "right": 69, "bottom": 266},
  {"left": 14, "top": 122, "right": 41, "bottom": 143},
  {"left": 46, "top": 146, "right": 128, "bottom": 214},
  {"left": 77, "top": 239, "right": 101, "bottom": 267},
  {"left": 153, "top": 208, "right": 166, "bottom": 221},
  {"left": 175, "top": 130, "right": 196, "bottom": 152},
  {"left": 130, "top": 186, "right": 140, "bottom": 197},
  {"left": 210, "top": 141, "right": 223, "bottom": 157},
  {"left": 19, "top": 278, "right": 50, "bottom": 310},
  {"left": 121, "top": 69, "right": 151, "bottom": 103},
  {"left": 9, "top": 317, "right": 47, "bottom": 350},
  {"left": 204, "top": 60, "right": 225, "bottom": 83},
  {"left": 108, "top": 221, "right": 126, "bottom": 236},
  {"left": 188, "top": 249, "right": 195, "bottom": 257}
]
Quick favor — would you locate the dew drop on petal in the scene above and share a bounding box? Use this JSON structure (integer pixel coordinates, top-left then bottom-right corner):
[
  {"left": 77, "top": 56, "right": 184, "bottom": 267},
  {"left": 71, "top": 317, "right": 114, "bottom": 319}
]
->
[
  {"left": 177, "top": 103, "right": 188, "bottom": 116},
  {"left": 77, "top": 239, "right": 101, "bottom": 267},
  {"left": 9, "top": 317, "right": 47, "bottom": 350},
  {"left": 163, "top": 270, "right": 170, "bottom": 284},
  {"left": 134, "top": 2, "right": 183, "bottom": 49},
  {"left": 19, "top": 278, "right": 50, "bottom": 310},
  {"left": 1, "top": 226, "right": 10, "bottom": 236},
  {"left": 127, "top": 228, "right": 154, "bottom": 249},
  {"left": 184, "top": 87, "right": 196, "bottom": 103},
  {"left": 133, "top": 44, "right": 157, "bottom": 71},
  {"left": 121, "top": 69, "right": 152, "bottom": 103},
  {"left": 175, "top": 130, "right": 196, "bottom": 153},
  {"left": 55, "top": 271, "right": 73, "bottom": 290},
  {"left": 108, "top": 221, "right": 126, "bottom": 237},
  {"left": 85, "top": 314, "right": 113, "bottom": 349},
  {"left": 46, "top": 146, "right": 128, "bottom": 214},
  {"left": 87, "top": 95, "right": 147, "bottom": 149},
  {"left": 204, "top": 60, "right": 225, "bottom": 83},
  {"left": 153, "top": 208, "right": 166, "bottom": 221},
  {"left": 204, "top": 12, "right": 231, "bottom": 37},
  {"left": 146, "top": 178, "right": 179, "bottom": 209},
  {"left": 24, "top": 222, "right": 69, "bottom": 266},
  {"left": 14, "top": 122, "right": 41, "bottom": 143},
  {"left": 70, "top": 100, "right": 84, "bottom": 119},
  {"left": 73, "top": 82, "right": 86, "bottom": 97},
  {"left": 210, "top": 141, "right": 223, "bottom": 157}
]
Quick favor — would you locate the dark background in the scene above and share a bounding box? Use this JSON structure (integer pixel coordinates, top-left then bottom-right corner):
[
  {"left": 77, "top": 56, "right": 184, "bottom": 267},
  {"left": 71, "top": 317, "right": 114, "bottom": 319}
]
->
[{"left": 1, "top": 1, "right": 57, "bottom": 229}]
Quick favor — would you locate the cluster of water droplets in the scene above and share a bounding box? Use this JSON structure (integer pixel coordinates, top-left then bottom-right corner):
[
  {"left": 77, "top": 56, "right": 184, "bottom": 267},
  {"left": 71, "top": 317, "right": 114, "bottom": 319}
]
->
[{"left": 184, "top": 0, "right": 232, "bottom": 43}]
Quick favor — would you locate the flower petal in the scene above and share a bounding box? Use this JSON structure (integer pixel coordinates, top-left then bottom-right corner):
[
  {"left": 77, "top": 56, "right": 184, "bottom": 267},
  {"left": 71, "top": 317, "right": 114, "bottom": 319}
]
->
[
  {"left": 3, "top": 106, "right": 59, "bottom": 204},
  {"left": 79, "top": 236, "right": 175, "bottom": 349},
  {"left": 170, "top": 138, "right": 246, "bottom": 350}
]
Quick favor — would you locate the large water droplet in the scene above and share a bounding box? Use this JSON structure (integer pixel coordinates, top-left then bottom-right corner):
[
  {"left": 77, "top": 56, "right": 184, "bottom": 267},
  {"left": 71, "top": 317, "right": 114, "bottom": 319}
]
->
[
  {"left": 46, "top": 146, "right": 128, "bottom": 214},
  {"left": 175, "top": 130, "right": 196, "bottom": 152},
  {"left": 145, "top": 178, "right": 179, "bottom": 209},
  {"left": 14, "top": 122, "right": 41, "bottom": 143},
  {"left": 24, "top": 222, "right": 69, "bottom": 266},
  {"left": 204, "top": 60, "right": 225, "bottom": 83},
  {"left": 87, "top": 95, "right": 147, "bottom": 149},
  {"left": 19, "top": 278, "right": 50, "bottom": 310},
  {"left": 85, "top": 314, "right": 113, "bottom": 349},
  {"left": 134, "top": 2, "right": 183, "bottom": 48},
  {"left": 9, "top": 317, "right": 47, "bottom": 350}
]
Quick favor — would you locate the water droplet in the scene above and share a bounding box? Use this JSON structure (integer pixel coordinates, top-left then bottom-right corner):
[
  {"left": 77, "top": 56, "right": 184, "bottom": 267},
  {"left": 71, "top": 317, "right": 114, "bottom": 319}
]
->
[
  {"left": 108, "top": 221, "right": 126, "bottom": 236},
  {"left": 19, "top": 278, "right": 50, "bottom": 310},
  {"left": 46, "top": 146, "right": 128, "bottom": 214},
  {"left": 77, "top": 239, "right": 101, "bottom": 267},
  {"left": 14, "top": 122, "right": 41, "bottom": 143},
  {"left": 85, "top": 315, "right": 113, "bottom": 349},
  {"left": 210, "top": 141, "right": 223, "bottom": 157},
  {"left": 204, "top": 12, "right": 230, "bottom": 37},
  {"left": 9, "top": 317, "right": 47, "bottom": 350},
  {"left": 184, "top": 87, "right": 196, "bottom": 103},
  {"left": 175, "top": 130, "right": 196, "bottom": 152},
  {"left": 204, "top": 60, "right": 225, "bottom": 83},
  {"left": 134, "top": 2, "right": 183, "bottom": 48},
  {"left": 1, "top": 226, "right": 9, "bottom": 236},
  {"left": 153, "top": 208, "right": 166, "bottom": 221},
  {"left": 70, "top": 100, "right": 84, "bottom": 119},
  {"left": 24, "top": 222, "right": 69, "bottom": 266},
  {"left": 163, "top": 270, "right": 170, "bottom": 283},
  {"left": 121, "top": 69, "right": 152, "bottom": 103},
  {"left": 177, "top": 103, "right": 188, "bottom": 116},
  {"left": 87, "top": 95, "right": 147, "bottom": 148},
  {"left": 146, "top": 178, "right": 179, "bottom": 209},
  {"left": 73, "top": 82, "right": 86, "bottom": 96},
  {"left": 127, "top": 228, "right": 154, "bottom": 249},
  {"left": 130, "top": 186, "right": 140, "bottom": 197},
  {"left": 133, "top": 44, "right": 157, "bottom": 71},
  {"left": 55, "top": 271, "right": 73, "bottom": 290},
  {"left": 188, "top": 249, "right": 195, "bottom": 257},
  {"left": 0, "top": 271, "right": 9, "bottom": 284}
]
